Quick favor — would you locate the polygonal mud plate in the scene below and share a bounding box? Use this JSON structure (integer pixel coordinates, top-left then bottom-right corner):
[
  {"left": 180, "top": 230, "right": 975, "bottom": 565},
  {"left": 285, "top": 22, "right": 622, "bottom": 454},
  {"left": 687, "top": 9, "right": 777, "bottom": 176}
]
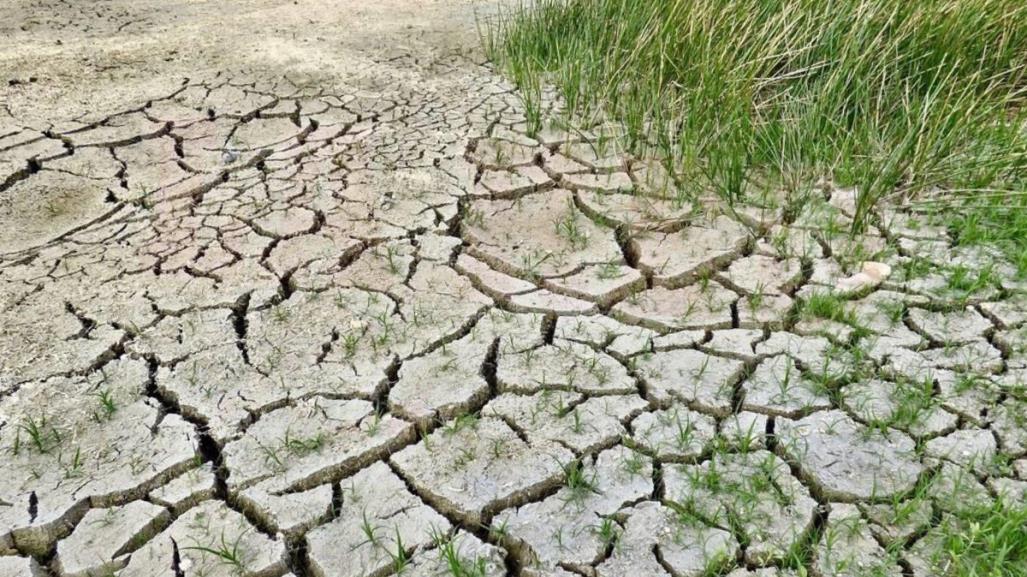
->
[{"left": 776, "top": 410, "right": 923, "bottom": 501}]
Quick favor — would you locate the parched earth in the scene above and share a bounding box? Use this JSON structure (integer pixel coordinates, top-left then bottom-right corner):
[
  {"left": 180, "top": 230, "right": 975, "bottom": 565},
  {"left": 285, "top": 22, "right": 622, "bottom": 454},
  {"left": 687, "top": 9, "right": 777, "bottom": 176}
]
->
[{"left": 2, "top": 2, "right": 1026, "bottom": 577}]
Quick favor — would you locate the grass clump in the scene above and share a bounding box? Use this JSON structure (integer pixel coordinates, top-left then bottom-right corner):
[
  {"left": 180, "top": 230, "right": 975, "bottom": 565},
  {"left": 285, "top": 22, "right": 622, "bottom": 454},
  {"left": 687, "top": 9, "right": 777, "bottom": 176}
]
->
[
  {"left": 937, "top": 193, "right": 1027, "bottom": 278},
  {"left": 485, "top": 0, "right": 1027, "bottom": 231},
  {"left": 927, "top": 500, "right": 1027, "bottom": 577}
]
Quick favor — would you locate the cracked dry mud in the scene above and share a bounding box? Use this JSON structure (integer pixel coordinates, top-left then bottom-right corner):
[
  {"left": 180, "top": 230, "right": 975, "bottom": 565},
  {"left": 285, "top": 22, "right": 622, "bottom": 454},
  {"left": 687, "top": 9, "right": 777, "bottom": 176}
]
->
[{"left": 2, "top": 1, "right": 1027, "bottom": 577}]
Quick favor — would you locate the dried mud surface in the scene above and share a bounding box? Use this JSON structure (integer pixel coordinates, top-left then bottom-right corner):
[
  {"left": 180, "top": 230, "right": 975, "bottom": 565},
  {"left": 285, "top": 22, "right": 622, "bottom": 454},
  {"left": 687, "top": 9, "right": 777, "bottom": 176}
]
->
[{"left": 1, "top": 2, "right": 1026, "bottom": 577}]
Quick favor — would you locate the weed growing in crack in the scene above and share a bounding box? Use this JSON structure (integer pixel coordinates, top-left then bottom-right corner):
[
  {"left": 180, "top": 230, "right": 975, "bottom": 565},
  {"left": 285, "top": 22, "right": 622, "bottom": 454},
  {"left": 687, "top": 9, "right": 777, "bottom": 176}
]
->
[
  {"left": 92, "top": 389, "right": 118, "bottom": 422},
  {"left": 489, "top": 437, "right": 508, "bottom": 460},
  {"left": 255, "top": 438, "right": 285, "bottom": 472},
  {"left": 519, "top": 249, "right": 553, "bottom": 281},
  {"left": 624, "top": 286, "right": 645, "bottom": 306},
  {"left": 444, "top": 413, "right": 479, "bottom": 436},
  {"left": 181, "top": 530, "right": 249, "bottom": 572},
  {"left": 596, "top": 260, "right": 625, "bottom": 280},
  {"left": 879, "top": 377, "right": 937, "bottom": 433},
  {"left": 561, "top": 459, "right": 598, "bottom": 505},
  {"left": 897, "top": 255, "right": 936, "bottom": 282},
  {"left": 622, "top": 450, "right": 648, "bottom": 478},
  {"left": 281, "top": 428, "right": 326, "bottom": 457},
  {"left": 769, "top": 229, "right": 792, "bottom": 259},
  {"left": 773, "top": 360, "right": 799, "bottom": 402},
  {"left": 554, "top": 199, "right": 589, "bottom": 250},
  {"left": 355, "top": 509, "right": 382, "bottom": 550},
  {"left": 699, "top": 549, "right": 733, "bottom": 577},
  {"left": 90, "top": 507, "right": 120, "bottom": 529},
  {"left": 689, "top": 459, "right": 723, "bottom": 493},
  {"left": 690, "top": 356, "right": 711, "bottom": 382},
  {"left": 13, "top": 414, "right": 63, "bottom": 455},
  {"left": 672, "top": 416, "right": 697, "bottom": 452},
  {"left": 488, "top": 517, "right": 509, "bottom": 541},
  {"left": 801, "top": 292, "right": 857, "bottom": 327},
  {"left": 726, "top": 419, "right": 761, "bottom": 454},
  {"left": 746, "top": 288, "right": 766, "bottom": 314},
  {"left": 271, "top": 305, "right": 291, "bottom": 323},
  {"left": 61, "top": 446, "right": 84, "bottom": 479},
  {"left": 364, "top": 409, "right": 384, "bottom": 437},
  {"left": 437, "top": 535, "right": 491, "bottom": 577},
  {"left": 492, "top": 143, "right": 509, "bottom": 167},
  {"left": 387, "top": 527, "right": 411, "bottom": 574},
  {"left": 593, "top": 517, "right": 620, "bottom": 551},
  {"left": 567, "top": 408, "right": 584, "bottom": 434},
  {"left": 384, "top": 245, "right": 403, "bottom": 275},
  {"left": 877, "top": 299, "right": 906, "bottom": 327},
  {"left": 678, "top": 300, "right": 698, "bottom": 325},
  {"left": 454, "top": 446, "right": 477, "bottom": 470},
  {"left": 341, "top": 331, "right": 361, "bottom": 359}
]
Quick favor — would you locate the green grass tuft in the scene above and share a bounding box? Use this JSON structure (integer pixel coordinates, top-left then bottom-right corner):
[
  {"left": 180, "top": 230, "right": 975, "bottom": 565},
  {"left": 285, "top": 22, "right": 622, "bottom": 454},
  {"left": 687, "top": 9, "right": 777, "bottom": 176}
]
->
[{"left": 930, "top": 500, "right": 1027, "bottom": 577}]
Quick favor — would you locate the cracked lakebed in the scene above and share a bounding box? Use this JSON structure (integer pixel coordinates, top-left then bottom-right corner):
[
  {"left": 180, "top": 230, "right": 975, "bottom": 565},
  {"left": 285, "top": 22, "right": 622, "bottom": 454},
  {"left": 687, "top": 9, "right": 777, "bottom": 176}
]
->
[{"left": 2, "top": 1, "right": 1027, "bottom": 577}]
